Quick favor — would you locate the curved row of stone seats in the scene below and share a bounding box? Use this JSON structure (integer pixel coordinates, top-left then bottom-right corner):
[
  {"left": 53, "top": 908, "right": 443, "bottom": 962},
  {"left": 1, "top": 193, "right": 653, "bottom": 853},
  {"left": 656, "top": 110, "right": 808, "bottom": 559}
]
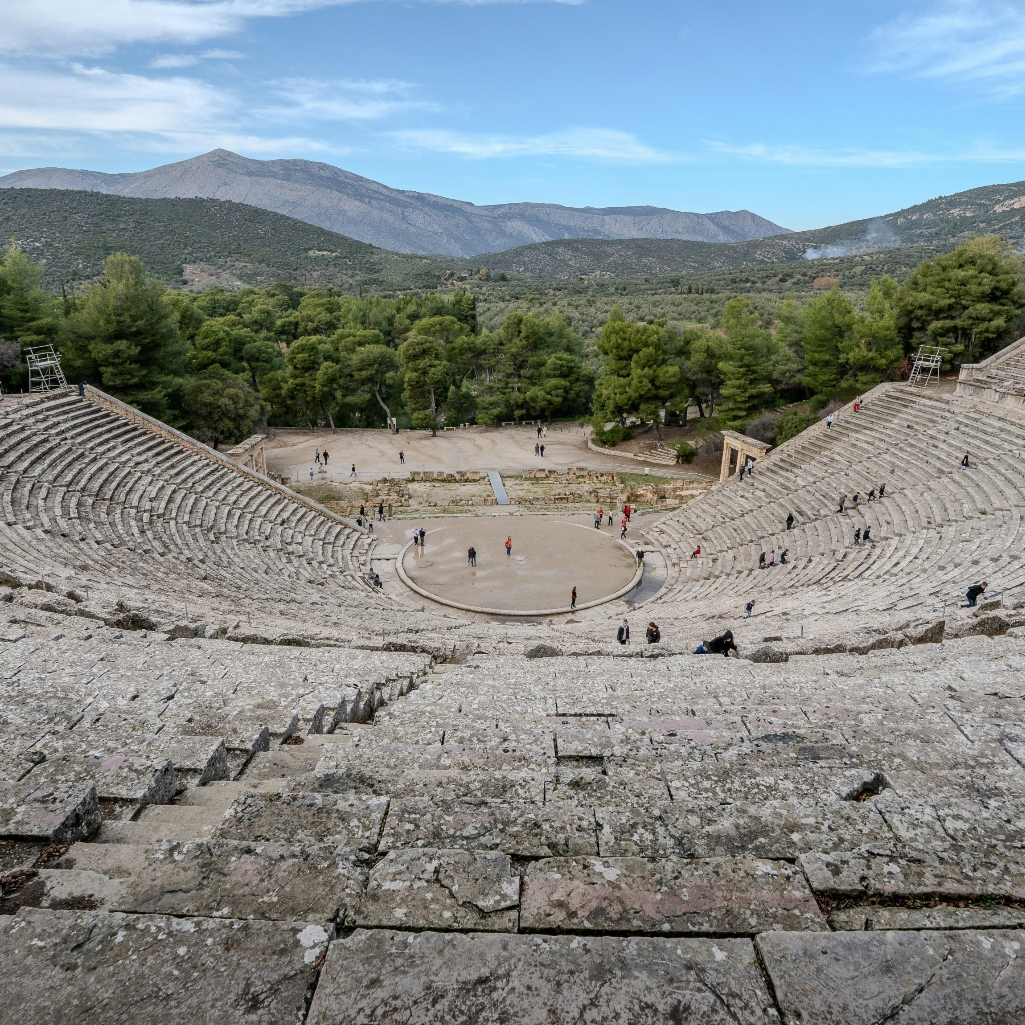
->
[
  {"left": 646, "top": 385, "right": 1025, "bottom": 629},
  {"left": 0, "top": 390, "right": 447, "bottom": 637}
]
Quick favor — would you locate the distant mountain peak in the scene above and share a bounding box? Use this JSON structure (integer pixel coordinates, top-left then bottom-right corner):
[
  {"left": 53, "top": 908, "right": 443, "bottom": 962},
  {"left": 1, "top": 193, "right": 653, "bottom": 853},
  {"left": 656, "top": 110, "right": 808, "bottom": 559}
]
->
[{"left": 0, "top": 151, "right": 791, "bottom": 258}]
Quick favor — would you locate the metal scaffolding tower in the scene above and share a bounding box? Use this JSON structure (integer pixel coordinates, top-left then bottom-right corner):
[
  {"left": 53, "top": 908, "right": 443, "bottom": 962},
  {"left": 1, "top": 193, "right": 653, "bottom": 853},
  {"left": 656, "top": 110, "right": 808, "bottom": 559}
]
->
[
  {"left": 907, "top": 345, "right": 942, "bottom": 388},
  {"left": 25, "top": 345, "right": 68, "bottom": 392}
]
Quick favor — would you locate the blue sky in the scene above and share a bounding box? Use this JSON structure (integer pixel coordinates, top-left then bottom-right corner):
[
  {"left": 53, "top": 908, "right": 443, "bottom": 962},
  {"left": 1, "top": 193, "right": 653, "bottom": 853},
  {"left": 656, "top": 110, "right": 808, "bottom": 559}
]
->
[{"left": 3, "top": 0, "right": 1025, "bottom": 229}]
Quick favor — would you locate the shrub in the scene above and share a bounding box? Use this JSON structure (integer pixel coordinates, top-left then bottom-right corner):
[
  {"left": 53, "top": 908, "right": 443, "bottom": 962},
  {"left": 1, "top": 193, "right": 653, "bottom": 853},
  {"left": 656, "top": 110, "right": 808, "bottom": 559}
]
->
[
  {"left": 674, "top": 441, "right": 697, "bottom": 464},
  {"left": 744, "top": 413, "right": 778, "bottom": 444},
  {"left": 698, "top": 432, "right": 724, "bottom": 458},
  {"left": 776, "top": 408, "right": 813, "bottom": 444},
  {"left": 594, "top": 423, "right": 633, "bottom": 447}
]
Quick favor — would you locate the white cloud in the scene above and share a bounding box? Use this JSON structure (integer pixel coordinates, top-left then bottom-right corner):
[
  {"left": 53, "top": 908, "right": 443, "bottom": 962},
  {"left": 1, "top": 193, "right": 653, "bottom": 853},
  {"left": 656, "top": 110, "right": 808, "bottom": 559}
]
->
[
  {"left": 0, "top": 63, "right": 322, "bottom": 153},
  {"left": 3, "top": 0, "right": 583, "bottom": 58},
  {"left": 872, "top": 0, "right": 1025, "bottom": 92},
  {"left": 150, "top": 53, "right": 202, "bottom": 67},
  {"left": 263, "top": 78, "right": 440, "bottom": 122},
  {"left": 712, "top": 140, "right": 1025, "bottom": 168},
  {"left": 392, "top": 128, "right": 678, "bottom": 163},
  {"left": 201, "top": 48, "right": 245, "bottom": 58}
]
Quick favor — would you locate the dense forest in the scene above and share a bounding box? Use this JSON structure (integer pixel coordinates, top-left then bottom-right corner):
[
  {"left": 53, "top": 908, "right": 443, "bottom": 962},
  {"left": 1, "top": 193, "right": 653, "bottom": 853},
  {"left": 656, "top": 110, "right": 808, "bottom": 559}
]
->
[{"left": 0, "top": 236, "right": 1022, "bottom": 452}]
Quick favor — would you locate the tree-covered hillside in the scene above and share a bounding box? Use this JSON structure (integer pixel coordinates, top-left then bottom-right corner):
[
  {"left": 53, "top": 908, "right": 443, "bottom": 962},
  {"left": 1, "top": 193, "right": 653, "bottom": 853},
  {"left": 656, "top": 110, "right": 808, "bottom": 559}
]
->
[{"left": 0, "top": 189, "right": 454, "bottom": 293}]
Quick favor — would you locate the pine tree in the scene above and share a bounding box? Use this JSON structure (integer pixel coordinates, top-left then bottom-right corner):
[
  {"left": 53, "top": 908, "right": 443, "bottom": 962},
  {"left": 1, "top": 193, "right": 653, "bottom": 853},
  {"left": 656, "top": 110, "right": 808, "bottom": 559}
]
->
[{"left": 717, "top": 299, "right": 775, "bottom": 428}]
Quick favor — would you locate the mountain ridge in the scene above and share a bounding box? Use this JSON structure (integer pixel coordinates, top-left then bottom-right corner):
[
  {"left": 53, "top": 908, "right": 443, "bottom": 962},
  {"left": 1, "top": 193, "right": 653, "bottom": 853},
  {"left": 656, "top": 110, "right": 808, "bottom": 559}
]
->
[{"left": 0, "top": 149, "right": 790, "bottom": 258}]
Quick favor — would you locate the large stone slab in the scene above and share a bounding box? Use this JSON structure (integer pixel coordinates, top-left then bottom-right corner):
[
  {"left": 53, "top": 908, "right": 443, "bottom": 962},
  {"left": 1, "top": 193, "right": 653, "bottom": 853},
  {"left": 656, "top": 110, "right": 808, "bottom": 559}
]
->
[
  {"left": 0, "top": 781, "right": 100, "bottom": 843},
  {"left": 829, "top": 904, "right": 1025, "bottom": 931},
  {"left": 663, "top": 763, "right": 885, "bottom": 803},
  {"left": 596, "top": 799, "right": 892, "bottom": 858},
  {"left": 0, "top": 907, "right": 331, "bottom": 1024},
  {"left": 800, "top": 842, "right": 1025, "bottom": 899},
  {"left": 307, "top": 929, "right": 778, "bottom": 1025},
  {"left": 58, "top": 839, "right": 365, "bottom": 922},
  {"left": 757, "top": 929, "right": 1025, "bottom": 1025},
  {"left": 20, "top": 751, "right": 175, "bottom": 812},
  {"left": 520, "top": 855, "right": 827, "bottom": 935},
  {"left": 379, "top": 798, "right": 597, "bottom": 856},
  {"left": 214, "top": 790, "right": 388, "bottom": 852},
  {"left": 354, "top": 848, "right": 519, "bottom": 931}
]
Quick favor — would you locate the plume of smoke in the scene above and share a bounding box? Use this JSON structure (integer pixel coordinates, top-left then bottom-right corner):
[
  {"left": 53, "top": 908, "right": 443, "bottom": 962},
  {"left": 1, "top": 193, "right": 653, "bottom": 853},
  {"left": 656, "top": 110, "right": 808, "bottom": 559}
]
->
[{"left": 804, "top": 218, "right": 896, "bottom": 261}]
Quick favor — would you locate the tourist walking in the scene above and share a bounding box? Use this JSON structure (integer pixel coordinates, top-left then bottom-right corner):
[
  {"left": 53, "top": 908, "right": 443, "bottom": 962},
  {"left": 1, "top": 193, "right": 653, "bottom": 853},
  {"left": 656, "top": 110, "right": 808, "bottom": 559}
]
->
[
  {"left": 879, "top": 482, "right": 886, "bottom": 499},
  {"left": 468, "top": 546, "right": 477, "bottom": 566},
  {"left": 624, "top": 504, "right": 631, "bottom": 522},
  {"left": 786, "top": 512, "right": 794, "bottom": 530},
  {"left": 594, "top": 509, "right": 602, "bottom": 529},
  {"left": 359, "top": 504, "right": 365, "bottom": 519},
  {"left": 418, "top": 528, "right": 426, "bottom": 547},
  {"left": 867, "top": 488, "right": 876, "bottom": 501},
  {"left": 505, "top": 536, "right": 512, "bottom": 557},
  {"left": 540, "top": 444, "right": 545, "bottom": 458},
  {"left": 411, "top": 527, "right": 419, "bottom": 547},
  {"left": 378, "top": 502, "right": 384, "bottom": 521},
  {"left": 537, "top": 425, "right": 543, "bottom": 439},
  {"left": 826, "top": 414, "right": 835, "bottom": 429},
  {"left": 350, "top": 463, "right": 357, "bottom": 477},
  {"left": 535, "top": 442, "right": 540, "bottom": 456},
  {"left": 838, "top": 495, "right": 846, "bottom": 513},
  {"left": 964, "top": 581, "right": 988, "bottom": 607},
  {"left": 315, "top": 449, "right": 321, "bottom": 465},
  {"left": 853, "top": 396, "right": 861, "bottom": 412},
  {"left": 768, "top": 550, "right": 775, "bottom": 567},
  {"left": 759, "top": 551, "right": 766, "bottom": 569},
  {"left": 745, "top": 600, "right": 755, "bottom": 619},
  {"left": 854, "top": 527, "right": 861, "bottom": 545},
  {"left": 571, "top": 587, "right": 577, "bottom": 609},
  {"left": 961, "top": 452, "right": 971, "bottom": 472},
  {"left": 620, "top": 523, "right": 627, "bottom": 539},
  {"left": 617, "top": 620, "right": 630, "bottom": 645},
  {"left": 646, "top": 621, "right": 661, "bottom": 644},
  {"left": 780, "top": 548, "right": 789, "bottom": 564},
  {"left": 322, "top": 451, "right": 329, "bottom": 467},
  {"left": 862, "top": 527, "right": 874, "bottom": 546},
  {"left": 707, "top": 630, "right": 738, "bottom": 657},
  {"left": 607, "top": 510, "right": 614, "bottom": 526},
  {"left": 739, "top": 464, "right": 746, "bottom": 482},
  {"left": 399, "top": 451, "right": 405, "bottom": 464}
]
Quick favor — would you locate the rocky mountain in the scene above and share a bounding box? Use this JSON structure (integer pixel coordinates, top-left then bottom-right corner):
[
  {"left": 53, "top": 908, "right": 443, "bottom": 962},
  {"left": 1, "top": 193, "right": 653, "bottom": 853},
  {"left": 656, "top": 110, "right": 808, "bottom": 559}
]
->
[{"left": 0, "top": 149, "right": 790, "bottom": 258}]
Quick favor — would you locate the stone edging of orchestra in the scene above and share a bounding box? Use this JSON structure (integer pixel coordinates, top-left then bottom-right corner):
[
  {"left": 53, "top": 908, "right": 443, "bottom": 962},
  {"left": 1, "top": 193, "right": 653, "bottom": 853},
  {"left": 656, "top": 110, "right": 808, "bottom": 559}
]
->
[
  {"left": 394, "top": 538, "right": 644, "bottom": 616},
  {"left": 586, "top": 436, "right": 679, "bottom": 465}
]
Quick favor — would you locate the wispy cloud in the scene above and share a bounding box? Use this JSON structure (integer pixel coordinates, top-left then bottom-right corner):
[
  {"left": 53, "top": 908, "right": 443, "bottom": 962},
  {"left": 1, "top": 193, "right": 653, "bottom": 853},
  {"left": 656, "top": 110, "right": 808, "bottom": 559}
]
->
[
  {"left": 150, "top": 47, "right": 245, "bottom": 67},
  {"left": 263, "top": 78, "right": 440, "bottom": 122},
  {"left": 3, "top": 0, "right": 583, "bottom": 58},
  {"left": 0, "top": 63, "right": 322, "bottom": 153},
  {"left": 872, "top": 0, "right": 1025, "bottom": 93},
  {"left": 711, "top": 140, "right": 1025, "bottom": 168},
  {"left": 392, "top": 128, "right": 678, "bottom": 163}
]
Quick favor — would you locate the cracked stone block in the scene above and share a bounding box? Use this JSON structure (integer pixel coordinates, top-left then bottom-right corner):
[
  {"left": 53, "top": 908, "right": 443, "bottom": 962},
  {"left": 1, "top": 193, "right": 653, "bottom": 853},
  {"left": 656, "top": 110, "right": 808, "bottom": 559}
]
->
[
  {"left": 800, "top": 843, "right": 1025, "bottom": 899},
  {"left": 935, "top": 797, "right": 1025, "bottom": 848},
  {"left": 886, "top": 767, "right": 1025, "bottom": 803},
  {"left": 379, "top": 798, "right": 597, "bottom": 856},
  {"left": 596, "top": 799, "right": 893, "bottom": 858},
  {"left": 307, "top": 929, "right": 777, "bottom": 1025},
  {"left": 757, "top": 929, "right": 1025, "bottom": 1025},
  {"left": 0, "top": 907, "right": 331, "bottom": 1025},
  {"left": 664, "top": 763, "right": 886, "bottom": 803},
  {"left": 101, "top": 839, "right": 366, "bottom": 922},
  {"left": 214, "top": 791, "right": 388, "bottom": 852},
  {"left": 313, "top": 765, "right": 544, "bottom": 803},
  {"left": 354, "top": 848, "right": 519, "bottom": 932},
  {"left": 20, "top": 751, "right": 175, "bottom": 812},
  {"left": 828, "top": 905, "right": 1025, "bottom": 931},
  {"left": 6, "top": 868, "right": 125, "bottom": 912},
  {"left": 520, "top": 855, "right": 827, "bottom": 935},
  {"left": 0, "top": 781, "right": 101, "bottom": 843}
]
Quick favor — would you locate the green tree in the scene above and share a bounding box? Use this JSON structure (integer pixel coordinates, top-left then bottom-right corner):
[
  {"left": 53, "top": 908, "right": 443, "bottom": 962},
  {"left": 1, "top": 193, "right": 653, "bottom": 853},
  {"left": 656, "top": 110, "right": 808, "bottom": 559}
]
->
[
  {"left": 63, "top": 253, "right": 184, "bottom": 419},
  {"left": 0, "top": 242, "right": 58, "bottom": 391},
  {"left": 182, "top": 366, "right": 267, "bottom": 448},
  {"left": 841, "top": 275, "right": 903, "bottom": 383},
  {"left": 282, "top": 335, "right": 348, "bottom": 428},
  {"left": 592, "top": 308, "right": 680, "bottom": 439},
  {"left": 682, "top": 327, "right": 727, "bottom": 417},
  {"left": 350, "top": 343, "right": 400, "bottom": 424},
  {"left": 800, "top": 288, "right": 856, "bottom": 396},
  {"left": 896, "top": 237, "right": 1025, "bottom": 362},
  {"left": 398, "top": 328, "right": 449, "bottom": 434},
  {"left": 717, "top": 298, "right": 775, "bottom": 428}
]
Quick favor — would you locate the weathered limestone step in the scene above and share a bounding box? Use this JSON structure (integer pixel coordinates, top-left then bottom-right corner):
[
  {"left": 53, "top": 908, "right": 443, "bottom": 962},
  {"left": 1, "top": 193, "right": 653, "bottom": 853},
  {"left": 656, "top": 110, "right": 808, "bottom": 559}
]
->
[
  {"left": 353, "top": 849, "right": 520, "bottom": 932},
  {"left": 40, "top": 838, "right": 366, "bottom": 922},
  {"left": 520, "top": 855, "right": 827, "bottom": 935},
  {"left": 829, "top": 904, "right": 1025, "bottom": 931},
  {"left": 756, "top": 929, "right": 1025, "bottom": 1025},
  {"left": 0, "top": 781, "right": 100, "bottom": 844},
  {"left": 379, "top": 798, "right": 597, "bottom": 856},
  {"left": 0, "top": 907, "right": 331, "bottom": 1025},
  {"left": 307, "top": 929, "right": 777, "bottom": 1025},
  {"left": 595, "top": 798, "right": 892, "bottom": 858},
  {"left": 800, "top": 842, "right": 1025, "bottom": 899},
  {"left": 214, "top": 790, "right": 389, "bottom": 852}
]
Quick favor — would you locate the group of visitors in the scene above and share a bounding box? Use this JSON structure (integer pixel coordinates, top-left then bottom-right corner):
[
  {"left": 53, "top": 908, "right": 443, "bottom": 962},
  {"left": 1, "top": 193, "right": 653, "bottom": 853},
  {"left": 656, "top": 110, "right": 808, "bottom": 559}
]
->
[
  {"left": 616, "top": 620, "right": 661, "bottom": 644},
  {"left": 534, "top": 442, "right": 546, "bottom": 457},
  {"left": 313, "top": 449, "right": 330, "bottom": 468},
  {"left": 758, "top": 549, "right": 788, "bottom": 567},
  {"left": 410, "top": 527, "right": 427, "bottom": 546},
  {"left": 738, "top": 459, "right": 755, "bottom": 481},
  {"left": 593, "top": 505, "right": 631, "bottom": 535},
  {"left": 694, "top": 630, "right": 737, "bottom": 656}
]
